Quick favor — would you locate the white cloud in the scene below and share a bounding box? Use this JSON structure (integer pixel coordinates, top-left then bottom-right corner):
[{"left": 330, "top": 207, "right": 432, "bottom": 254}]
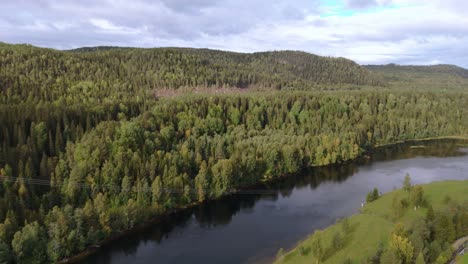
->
[
  {"left": 89, "top": 19, "right": 120, "bottom": 31},
  {"left": 0, "top": 0, "right": 467, "bottom": 67}
]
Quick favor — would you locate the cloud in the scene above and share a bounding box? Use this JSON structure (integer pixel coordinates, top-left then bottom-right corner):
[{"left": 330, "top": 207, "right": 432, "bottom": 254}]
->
[
  {"left": 0, "top": 0, "right": 467, "bottom": 67},
  {"left": 347, "top": 0, "right": 393, "bottom": 8}
]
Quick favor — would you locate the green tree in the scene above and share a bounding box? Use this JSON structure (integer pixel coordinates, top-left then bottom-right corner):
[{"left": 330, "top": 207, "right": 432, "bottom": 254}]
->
[
  {"left": 121, "top": 175, "right": 132, "bottom": 200},
  {"left": 194, "top": 161, "right": 209, "bottom": 202},
  {"left": 11, "top": 222, "right": 47, "bottom": 264},
  {"left": 415, "top": 252, "right": 425, "bottom": 264},
  {"left": 392, "top": 223, "right": 407, "bottom": 238},
  {"left": 366, "top": 187, "right": 380, "bottom": 203},
  {"left": 434, "top": 250, "right": 450, "bottom": 264},
  {"left": 403, "top": 174, "right": 412, "bottom": 192},
  {"left": 151, "top": 176, "right": 163, "bottom": 206},
  {"left": 211, "top": 159, "right": 234, "bottom": 197},
  {"left": 0, "top": 240, "right": 12, "bottom": 264},
  {"left": 33, "top": 122, "right": 48, "bottom": 151},
  {"left": 427, "top": 240, "right": 441, "bottom": 263},
  {"left": 332, "top": 231, "right": 344, "bottom": 250},
  {"left": 434, "top": 214, "right": 456, "bottom": 243},
  {"left": 380, "top": 248, "right": 401, "bottom": 264},
  {"left": 366, "top": 191, "right": 375, "bottom": 203},
  {"left": 310, "top": 230, "right": 324, "bottom": 264},
  {"left": 389, "top": 234, "right": 414, "bottom": 264},
  {"left": 372, "top": 188, "right": 379, "bottom": 200},
  {"left": 0, "top": 216, "right": 16, "bottom": 244},
  {"left": 426, "top": 205, "right": 435, "bottom": 223},
  {"left": 410, "top": 186, "right": 425, "bottom": 207}
]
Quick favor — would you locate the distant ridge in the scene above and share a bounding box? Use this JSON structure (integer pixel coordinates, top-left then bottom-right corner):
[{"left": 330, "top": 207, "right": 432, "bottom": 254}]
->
[
  {"left": 0, "top": 43, "right": 384, "bottom": 100},
  {"left": 67, "top": 46, "right": 130, "bottom": 52},
  {"left": 366, "top": 64, "right": 468, "bottom": 79},
  {"left": 365, "top": 63, "right": 468, "bottom": 90}
]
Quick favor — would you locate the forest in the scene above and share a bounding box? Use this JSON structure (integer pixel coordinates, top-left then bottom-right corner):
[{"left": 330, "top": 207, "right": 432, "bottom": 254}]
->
[
  {"left": 365, "top": 64, "right": 468, "bottom": 91},
  {"left": 0, "top": 42, "right": 382, "bottom": 105},
  {"left": 0, "top": 43, "right": 467, "bottom": 263}
]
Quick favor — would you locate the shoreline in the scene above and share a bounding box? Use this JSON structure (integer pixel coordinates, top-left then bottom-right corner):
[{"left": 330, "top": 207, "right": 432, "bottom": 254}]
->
[
  {"left": 275, "top": 180, "right": 468, "bottom": 264},
  {"left": 374, "top": 135, "right": 468, "bottom": 148},
  {"left": 59, "top": 135, "right": 468, "bottom": 263}
]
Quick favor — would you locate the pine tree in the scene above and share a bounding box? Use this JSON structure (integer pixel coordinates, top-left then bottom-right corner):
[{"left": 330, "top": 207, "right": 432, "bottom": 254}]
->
[
  {"left": 415, "top": 252, "right": 425, "bottom": 264},
  {"left": 403, "top": 173, "right": 412, "bottom": 192},
  {"left": 194, "top": 162, "right": 208, "bottom": 202}
]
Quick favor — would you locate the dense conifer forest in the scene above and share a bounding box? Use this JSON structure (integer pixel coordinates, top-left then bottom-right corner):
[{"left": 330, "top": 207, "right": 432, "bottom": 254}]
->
[
  {"left": 365, "top": 64, "right": 468, "bottom": 91},
  {"left": 0, "top": 43, "right": 467, "bottom": 263}
]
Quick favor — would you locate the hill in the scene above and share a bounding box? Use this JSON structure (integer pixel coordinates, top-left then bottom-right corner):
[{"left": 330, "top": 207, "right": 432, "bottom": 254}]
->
[
  {"left": 0, "top": 43, "right": 383, "bottom": 105},
  {"left": 366, "top": 64, "right": 468, "bottom": 91},
  {"left": 67, "top": 46, "right": 130, "bottom": 52},
  {"left": 366, "top": 64, "right": 468, "bottom": 78},
  {"left": 1, "top": 42, "right": 468, "bottom": 263}
]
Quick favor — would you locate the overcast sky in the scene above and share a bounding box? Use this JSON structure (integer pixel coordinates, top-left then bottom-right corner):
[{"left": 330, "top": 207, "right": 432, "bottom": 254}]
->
[{"left": 1, "top": 0, "right": 468, "bottom": 67}]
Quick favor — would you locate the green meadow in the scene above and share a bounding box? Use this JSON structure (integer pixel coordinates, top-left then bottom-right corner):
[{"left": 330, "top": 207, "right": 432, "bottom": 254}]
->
[{"left": 276, "top": 180, "right": 468, "bottom": 264}]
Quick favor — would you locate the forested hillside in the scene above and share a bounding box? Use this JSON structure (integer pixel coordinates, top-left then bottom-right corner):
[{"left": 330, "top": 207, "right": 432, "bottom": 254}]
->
[
  {"left": 1, "top": 90, "right": 467, "bottom": 262},
  {"left": 0, "top": 43, "right": 467, "bottom": 263},
  {"left": 0, "top": 43, "right": 382, "bottom": 105},
  {"left": 366, "top": 64, "right": 468, "bottom": 91}
]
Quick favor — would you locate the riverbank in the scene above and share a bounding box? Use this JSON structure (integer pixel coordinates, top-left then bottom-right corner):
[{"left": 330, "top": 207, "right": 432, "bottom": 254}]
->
[
  {"left": 374, "top": 135, "right": 468, "bottom": 148},
  {"left": 61, "top": 136, "right": 468, "bottom": 263},
  {"left": 451, "top": 236, "right": 468, "bottom": 264},
  {"left": 275, "top": 180, "right": 468, "bottom": 264},
  {"left": 58, "top": 200, "right": 202, "bottom": 263}
]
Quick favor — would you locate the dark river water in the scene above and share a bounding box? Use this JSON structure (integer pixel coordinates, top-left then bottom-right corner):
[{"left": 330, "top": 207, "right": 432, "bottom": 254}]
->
[{"left": 80, "top": 139, "right": 468, "bottom": 264}]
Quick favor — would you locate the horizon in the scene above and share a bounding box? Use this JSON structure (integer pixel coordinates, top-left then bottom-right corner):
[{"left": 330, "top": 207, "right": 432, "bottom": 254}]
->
[
  {"left": 2, "top": 41, "right": 467, "bottom": 69},
  {"left": 2, "top": 0, "right": 468, "bottom": 68}
]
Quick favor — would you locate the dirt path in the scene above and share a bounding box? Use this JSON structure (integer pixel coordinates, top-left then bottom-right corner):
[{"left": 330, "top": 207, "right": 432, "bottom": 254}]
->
[{"left": 453, "top": 236, "right": 468, "bottom": 250}]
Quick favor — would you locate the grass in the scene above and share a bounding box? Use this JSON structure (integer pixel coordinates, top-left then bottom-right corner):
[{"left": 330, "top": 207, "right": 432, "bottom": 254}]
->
[
  {"left": 275, "top": 180, "right": 468, "bottom": 264},
  {"left": 456, "top": 253, "right": 468, "bottom": 264}
]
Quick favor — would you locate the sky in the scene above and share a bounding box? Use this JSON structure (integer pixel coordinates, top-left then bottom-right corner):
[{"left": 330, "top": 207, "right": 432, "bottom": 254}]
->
[{"left": 1, "top": 0, "right": 468, "bottom": 67}]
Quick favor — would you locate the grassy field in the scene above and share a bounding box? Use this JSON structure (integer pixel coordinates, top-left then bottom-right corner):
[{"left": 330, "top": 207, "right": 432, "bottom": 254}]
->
[
  {"left": 275, "top": 180, "right": 468, "bottom": 264},
  {"left": 460, "top": 254, "right": 468, "bottom": 264}
]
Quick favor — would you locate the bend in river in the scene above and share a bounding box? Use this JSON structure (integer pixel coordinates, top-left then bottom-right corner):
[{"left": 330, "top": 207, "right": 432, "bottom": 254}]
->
[{"left": 79, "top": 139, "right": 468, "bottom": 264}]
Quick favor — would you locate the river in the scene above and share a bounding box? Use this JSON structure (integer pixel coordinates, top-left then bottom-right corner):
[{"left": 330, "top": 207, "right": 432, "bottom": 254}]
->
[{"left": 79, "top": 139, "right": 468, "bottom": 264}]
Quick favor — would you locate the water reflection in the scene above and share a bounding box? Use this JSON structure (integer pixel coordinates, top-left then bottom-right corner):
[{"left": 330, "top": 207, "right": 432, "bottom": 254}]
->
[{"left": 81, "top": 139, "right": 468, "bottom": 264}]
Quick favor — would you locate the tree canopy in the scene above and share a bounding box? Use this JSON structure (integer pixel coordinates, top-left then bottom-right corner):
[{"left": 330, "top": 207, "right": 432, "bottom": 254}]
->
[{"left": 0, "top": 43, "right": 467, "bottom": 263}]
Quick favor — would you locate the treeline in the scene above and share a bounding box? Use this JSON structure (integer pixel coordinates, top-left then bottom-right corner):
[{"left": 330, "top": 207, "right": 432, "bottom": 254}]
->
[
  {"left": 0, "top": 101, "right": 144, "bottom": 169},
  {"left": 366, "top": 64, "right": 468, "bottom": 79},
  {"left": 365, "top": 64, "right": 468, "bottom": 91},
  {"left": 0, "top": 43, "right": 383, "bottom": 105},
  {"left": 0, "top": 42, "right": 387, "bottom": 196},
  {"left": 0, "top": 91, "right": 467, "bottom": 262}
]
